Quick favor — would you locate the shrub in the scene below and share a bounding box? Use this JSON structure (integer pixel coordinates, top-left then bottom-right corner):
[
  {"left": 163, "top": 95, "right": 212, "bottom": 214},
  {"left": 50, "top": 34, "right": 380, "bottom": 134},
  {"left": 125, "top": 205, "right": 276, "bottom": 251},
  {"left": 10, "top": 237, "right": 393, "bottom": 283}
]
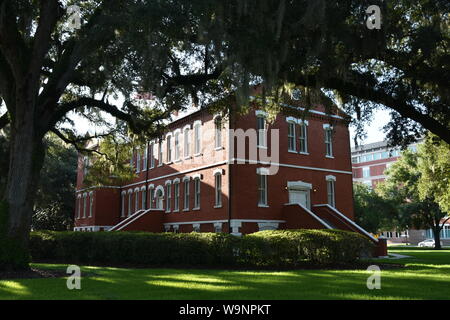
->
[{"left": 29, "top": 229, "right": 373, "bottom": 267}]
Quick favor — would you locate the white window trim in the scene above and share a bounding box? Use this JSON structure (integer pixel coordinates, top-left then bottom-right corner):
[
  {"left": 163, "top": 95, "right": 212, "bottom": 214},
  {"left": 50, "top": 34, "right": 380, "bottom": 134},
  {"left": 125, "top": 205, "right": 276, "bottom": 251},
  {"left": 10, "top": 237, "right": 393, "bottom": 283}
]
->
[
  {"left": 299, "top": 121, "right": 308, "bottom": 154},
  {"left": 323, "top": 124, "right": 334, "bottom": 158},
  {"left": 165, "top": 183, "right": 172, "bottom": 213},
  {"left": 257, "top": 169, "right": 268, "bottom": 207},
  {"left": 256, "top": 112, "right": 268, "bottom": 148},
  {"left": 183, "top": 125, "right": 191, "bottom": 159},
  {"left": 214, "top": 171, "right": 223, "bottom": 208},
  {"left": 173, "top": 181, "right": 180, "bottom": 212},
  {"left": 174, "top": 129, "right": 182, "bottom": 162},
  {"left": 183, "top": 178, "right": 190, "bottom": 211},
  {"left": 158, "top": 140, "right": 163, "bottom": 167},
  {"left": 149, "top": 141, "right": 155, "bottom": 169},
  {"left": 193, "top": 177, "right": 201, "bottom": 210},
  {"left": 88, "top": 191, "right": 93, "bottom": 218},
  {"left": 193, "top": 120, "right": 202, "bottom": 156},
  {"left": 142, "top": 145, "right": 148, "bottom": 171},
  {"left": 165, "top": 133, "right": 173, "bottom": 164}
]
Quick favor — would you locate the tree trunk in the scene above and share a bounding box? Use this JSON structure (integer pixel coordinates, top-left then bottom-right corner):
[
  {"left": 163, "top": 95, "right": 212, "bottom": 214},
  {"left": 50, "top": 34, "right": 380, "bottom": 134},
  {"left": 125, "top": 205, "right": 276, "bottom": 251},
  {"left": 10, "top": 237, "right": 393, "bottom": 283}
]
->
[
  {"left": 0, "top": 108, "right": 45, "bottom": 270},
  {"left": 433, "top": 226, "right": 442, "bottom": 250}
]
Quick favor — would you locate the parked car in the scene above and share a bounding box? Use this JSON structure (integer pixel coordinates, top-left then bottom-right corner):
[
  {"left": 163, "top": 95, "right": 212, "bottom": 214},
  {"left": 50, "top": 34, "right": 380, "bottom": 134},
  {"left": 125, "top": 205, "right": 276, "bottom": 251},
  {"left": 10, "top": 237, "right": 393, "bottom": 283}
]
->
[{"left": 418, "top": 239, "right": 444, "bottom": 247}]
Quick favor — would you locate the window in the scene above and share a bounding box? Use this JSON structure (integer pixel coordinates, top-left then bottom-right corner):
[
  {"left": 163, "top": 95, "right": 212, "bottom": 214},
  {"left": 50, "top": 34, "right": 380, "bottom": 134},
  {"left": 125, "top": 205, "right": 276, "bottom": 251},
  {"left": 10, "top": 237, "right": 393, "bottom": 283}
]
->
[
  {"left": 214, "top": 173, "right": 222, "bottom": 207},
  {"left": 142, "top": 146, "right": 148, "bottom": 171},
  {"left": 149, "top": 186, "right": 154, "bottom": 209},
  {"left": 166, "top": 183, "right": 171, "bottom": 212},
  {"left": 89, "top": 192, "right": 93, "bottom": 218},
  {"left": 352, "top": 157, "right": 358, "bottom": 164},
  {"left": 142, "top": 188, "right": 147, "bottom": 210},
  {"left": 134, "top": 189, "right": 139, "bottom": 211},
  {"left": 287, "top": 122, "right": 296, "bottom": 151},
  {"left": 257, "top": 171, "right": 268, "bottom": 206},
  {"left": 128, "top": 192, "right": 132, "bottom": 216},
  {"left": 194, "top": 121, "right": 201, "bottom": 155},
  {"left": 155, "top": 188, "right": 164, "bottom": 210},
  {"left": 83, "top": 194, "right": 87, "bottom": 218},
  {"left": 324, "top": 126, "right": 333, "bottom": 157},
  {"left": 158, "top": 140, "right": 163, "bottom": 166},
  {"left": 299, "top": 123, "right": 308, "bottom": 153},
  {"left": 184, "top": 127, "right": 191, "bottom": 158},
  {"left": 166, "top": 135, "right": 172, "bottom": 163},
  {"left": 174, "top": 131, "right": 180, "bottom": 161},
  {"left": 121, "top": 192, "right": 126, "bottom": 217},
  {"left": 136, "top": 151, "right": 140, "bottom": 173},
  {"left": 214, "top": 223, "right": 222, "bottom": 233},
  {"left": 149, "top": 142, "right": 155, "bottom": 168},
  {"left": 184, "top": 179, "right": 190, "bottom": 210},
  {"left": 77, "top": 195, "right": 81, "bottom": 219},
  {"left": 257, "top": 116, "right": 267, "bottom": 147},
  {"left": 326, "top": 177, "right": 336, "bottom": 207},
  {"left": 363, "top": 167, "right": 370, "bottom": 178},
  {"left": 215, "top": 117, "right": 222, "bottom": 149},
  {"left": 194, "top": 178, "right": 201, "bottom": 209},
  {"left": 174, "top": 182, "right": 180, "bottom": 211}
]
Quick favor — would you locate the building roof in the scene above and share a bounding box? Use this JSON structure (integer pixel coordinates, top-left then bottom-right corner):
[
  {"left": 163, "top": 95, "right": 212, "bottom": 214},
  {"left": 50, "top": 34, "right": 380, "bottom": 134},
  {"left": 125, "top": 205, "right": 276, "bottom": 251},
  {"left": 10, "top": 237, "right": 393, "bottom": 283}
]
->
[{"left": 351, "top": 141, "right": 389, "bottom": 153}]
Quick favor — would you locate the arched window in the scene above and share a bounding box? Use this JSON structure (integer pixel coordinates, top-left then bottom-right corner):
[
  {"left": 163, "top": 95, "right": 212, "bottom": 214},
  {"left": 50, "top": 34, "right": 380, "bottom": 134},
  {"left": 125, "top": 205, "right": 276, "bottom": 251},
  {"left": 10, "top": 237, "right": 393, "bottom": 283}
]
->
[
  {"left": 158, "top": 140, "right": 163, "bottom": 166},
  {"left": 183, "top": 125, "right": 191, "bottom": 158},
  {"left": 77, "top": 194, "right": 82, "bottom": 219},
  {"left": 323, "top": 124, "right": 333, "bottom": 157},
  {"left": 165, "top": 181, "right": 172, "bottom": 212},
  {"left": 256, "top": 111, "right": 267, "bottom": 148},
  {"left": 299, "top": 120, "right": 308, "bottom": 153},
  {"left": 155, "top": 186, "right": 164, "bottom": 210},
  {"left": 166, "top": 134, "right": 173, "bottom": 163},
  {"left": 213, "top": 169, "right": 224, "bottom": 208},
  {"left": 121, "top": 191, "right": 126, "bottom": 217},
  {"left": 214, "top": 116, "right": 222, "bottom": 149},
  {"left": 141, "top": 186, "right": 147, "bottom": 210},
  {"left": 134, "top": 188, "right": 140, "bottom": 211},
  {"left": 174, "top": 130, "right": 181, "bottom": 161},
  {"left": 256, "top": 168, "right": 269, "bottom": 207},
  {"left": 148, "top": 184, "right": 155, "bottom": 209},
  {"left": 88, "top": 191, "right": 94, "bottom": 218},
  {"left": 127, "top": 189, "right": 133, "bottom": 216},
  {"left": 183, "top": 177, "right": 190, "bottom": 210},
  {"left": 326, "top": 175, "right": 336, "bottom": 207},
  {"left": 193, "top": 175, "right": 201, "bottom": 209},
  {"left": 193, "top": 121, "right": 202, "bottom": 155},
  {"left": 82, "top": 193, "right": 87, "bottom": 218},
  {"left": 287, "top": 120, "right": 296, "bottom": 152},
  {"left": 173, "top": 179, "right": 180, "bottom": 211}
]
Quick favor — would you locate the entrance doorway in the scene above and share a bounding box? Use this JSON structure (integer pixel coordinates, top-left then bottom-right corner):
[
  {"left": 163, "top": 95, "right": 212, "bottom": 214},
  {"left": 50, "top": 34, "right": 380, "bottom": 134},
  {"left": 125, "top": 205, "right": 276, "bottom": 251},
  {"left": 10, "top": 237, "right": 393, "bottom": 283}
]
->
[{"left": 288, "top": 188, "right": 311, "bottom": 209}]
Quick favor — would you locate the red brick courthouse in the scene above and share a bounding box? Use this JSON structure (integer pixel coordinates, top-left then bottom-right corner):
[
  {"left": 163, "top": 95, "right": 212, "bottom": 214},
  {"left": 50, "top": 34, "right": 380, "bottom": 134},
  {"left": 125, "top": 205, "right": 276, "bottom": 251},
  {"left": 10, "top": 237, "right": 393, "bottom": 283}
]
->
[{"left": 74, "top": 100, "right": 387, "bottom": 257}]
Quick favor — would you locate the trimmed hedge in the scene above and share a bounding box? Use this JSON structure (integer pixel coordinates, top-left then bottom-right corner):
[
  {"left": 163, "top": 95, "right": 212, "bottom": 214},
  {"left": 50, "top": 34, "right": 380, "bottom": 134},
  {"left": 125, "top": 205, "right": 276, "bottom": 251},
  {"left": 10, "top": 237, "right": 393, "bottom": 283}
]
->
[{"left": 30, "top": 229, "right": 373, "bottom": 267}]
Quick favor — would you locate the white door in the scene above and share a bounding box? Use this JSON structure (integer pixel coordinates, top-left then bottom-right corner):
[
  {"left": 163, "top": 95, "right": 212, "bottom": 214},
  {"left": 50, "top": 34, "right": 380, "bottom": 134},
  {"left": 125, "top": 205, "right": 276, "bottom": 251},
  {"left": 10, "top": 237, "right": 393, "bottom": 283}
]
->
[{"left": 289, "top": 189, "right": 310, "bottom": 209}]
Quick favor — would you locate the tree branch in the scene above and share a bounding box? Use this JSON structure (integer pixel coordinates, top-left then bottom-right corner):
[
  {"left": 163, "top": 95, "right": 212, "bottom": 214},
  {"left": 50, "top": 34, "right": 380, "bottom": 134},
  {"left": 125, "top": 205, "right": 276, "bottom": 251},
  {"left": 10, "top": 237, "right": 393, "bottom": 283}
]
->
[
  {"left": 50, "top": 128, "right": 113, "bottom": 161},
  {"left": 28, "top": 0, "right": 61, "bottom": 93},
  {"left": 287, "top": 73, "right": 450, "bottom": 144}
]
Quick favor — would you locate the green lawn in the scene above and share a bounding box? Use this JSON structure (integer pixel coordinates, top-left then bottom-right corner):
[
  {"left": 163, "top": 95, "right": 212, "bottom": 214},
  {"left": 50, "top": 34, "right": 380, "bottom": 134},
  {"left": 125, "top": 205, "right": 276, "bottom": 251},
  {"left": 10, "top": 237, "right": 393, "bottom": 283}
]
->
[{"left": 1, "top": 247, "right": 450, "bottom": 300}]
